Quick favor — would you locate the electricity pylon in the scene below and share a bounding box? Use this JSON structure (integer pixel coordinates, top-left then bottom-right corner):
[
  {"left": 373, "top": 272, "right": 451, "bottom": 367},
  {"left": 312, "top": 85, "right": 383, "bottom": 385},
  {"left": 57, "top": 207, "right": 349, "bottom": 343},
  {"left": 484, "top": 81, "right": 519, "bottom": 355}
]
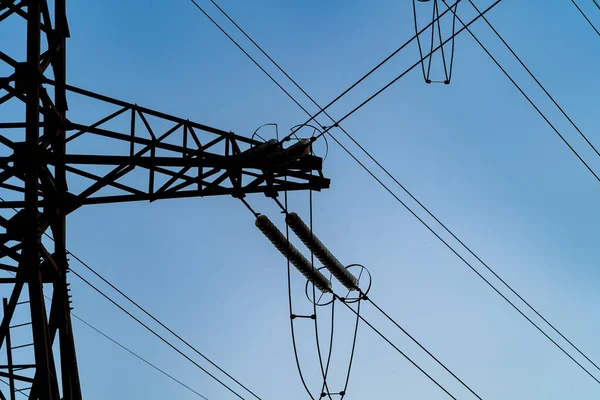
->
[{"left": 0, "top": 1, "right": 329, "bottom": 399}]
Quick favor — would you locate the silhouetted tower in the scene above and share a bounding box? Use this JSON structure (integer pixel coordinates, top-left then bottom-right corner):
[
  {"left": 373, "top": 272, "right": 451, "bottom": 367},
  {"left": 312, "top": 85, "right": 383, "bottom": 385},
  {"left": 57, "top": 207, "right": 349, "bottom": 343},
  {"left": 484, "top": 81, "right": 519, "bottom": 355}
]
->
[{"left": 0, "top": 1, "right": 329, "bottom": 399}]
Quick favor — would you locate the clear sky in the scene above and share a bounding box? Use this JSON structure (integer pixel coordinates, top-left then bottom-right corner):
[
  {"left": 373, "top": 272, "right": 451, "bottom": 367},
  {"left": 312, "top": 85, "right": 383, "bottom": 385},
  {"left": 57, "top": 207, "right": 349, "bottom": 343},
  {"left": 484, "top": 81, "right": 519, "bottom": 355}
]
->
[{"left": 3, "top": 0, "right": 600, "bottom": 399}]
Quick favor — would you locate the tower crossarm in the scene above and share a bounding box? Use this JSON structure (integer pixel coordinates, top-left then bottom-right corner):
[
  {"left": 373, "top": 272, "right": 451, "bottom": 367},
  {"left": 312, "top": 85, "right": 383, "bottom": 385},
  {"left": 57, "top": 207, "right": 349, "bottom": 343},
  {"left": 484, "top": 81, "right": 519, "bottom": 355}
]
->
[{"left": 0, "top": 80, "right": 330, "bottom": 212}]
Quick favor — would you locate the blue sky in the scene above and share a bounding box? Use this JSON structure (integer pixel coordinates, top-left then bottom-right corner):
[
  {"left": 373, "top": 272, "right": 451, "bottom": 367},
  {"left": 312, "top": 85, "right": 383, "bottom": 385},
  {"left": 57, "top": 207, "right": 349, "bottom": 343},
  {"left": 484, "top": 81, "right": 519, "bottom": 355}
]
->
[{"left": 2, "top": 0, "right": 600, "bottom": 399}]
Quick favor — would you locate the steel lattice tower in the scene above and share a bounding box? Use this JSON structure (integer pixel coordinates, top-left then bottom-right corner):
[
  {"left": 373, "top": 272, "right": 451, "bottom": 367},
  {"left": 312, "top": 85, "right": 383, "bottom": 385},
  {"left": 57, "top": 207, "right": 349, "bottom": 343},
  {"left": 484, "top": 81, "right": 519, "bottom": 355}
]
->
[{"left": 0, "top": 1, "right": 329, "bottom": 399}]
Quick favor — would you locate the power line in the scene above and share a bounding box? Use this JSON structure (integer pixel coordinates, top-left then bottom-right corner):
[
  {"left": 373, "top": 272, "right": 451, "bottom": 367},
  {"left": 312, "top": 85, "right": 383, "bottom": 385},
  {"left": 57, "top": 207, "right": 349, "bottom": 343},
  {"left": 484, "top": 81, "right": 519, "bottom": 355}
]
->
[
  {"left": 70, "top": 312, "right": 209, "bottom": 400},
  {"left": 282, "top": 189, "right": 317, "bottom": 400},
  {"left": 200, "top": 0, "right": 502, "bottom": 146},
  {"left": 453, "top": 0, "right": 600, "bottom": 376},
  {"left": 570, "top": 0, "right": 600, "bottom": 37},
  {"left": 440, "top": 0, "right": 600, "bottom": 383},
  {"left": 198, "top": 0, "right": 600, "bottom": 388},
  {"left": 220, "top": 0, "right": 600, "bottom": 384},
  {"left": 308, "top": 189, "right": 338, "bottom": 400},
  {"left": 412, "top": 0, "right": 458, "bottom": 84},
  {"left": 282, "top": 187, "right": 480, "bottom": 398},
  {"left": 66, "top": 250, "right": 263, "bottom": 400},
  {"left": 341, "top": 298, "right": 360, "bottom": 397},
  {"left": 310, "top": 0, "right": 502, "bottom": 142},
  {"left": 275, "top": 176, "right": 485, "bottom": 400},
  {"left": 281, "top": 187, "right": 361, "bottom": 399},
  {"left": 294, "top": 1, "right": 504, "bottom": 143},
  {"left": 187, "top": 0, "right": 310, "bottom": 117},
  {"left": 313, "top": 295, "right": 336, "bottom": 400},
  {"left": 466, "top": 0, "right": 600, "bottom": 158},
  {"left": 0, "top": 248, "right": 207, "bottom": 399},
  {"left": 192, "top": 0, "right": 468, "bottom": 143},
  {"left": 68, "top": 269, "right": 251, "bottom": 400},
  {"left": 0, "top": 200, "right": 253, "bottom": 398},
  {"left": 362, "top": 294, "right": 483, "bottom": 399},
  {"left": 13, "top": 197, "right": 261, "bottom": 400},
  {"left": 197, "top": 0, "right": 491, "bottom": 395},
  {"left": 204, "top": 0, "right": 460, "bottom": 138},
  {"left": 332, "top": 294, "right": 459, "bottom": 399},
  {"left": 278, "top": 192, "right": 460, "bottom": 399}
]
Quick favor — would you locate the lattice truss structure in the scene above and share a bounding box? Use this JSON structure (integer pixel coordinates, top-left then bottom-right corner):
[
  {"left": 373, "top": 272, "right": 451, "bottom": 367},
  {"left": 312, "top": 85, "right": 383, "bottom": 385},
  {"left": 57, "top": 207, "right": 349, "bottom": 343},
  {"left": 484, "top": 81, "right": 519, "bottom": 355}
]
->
[{"left": 0, "top": 1, "right": 329, "bottom": 399}]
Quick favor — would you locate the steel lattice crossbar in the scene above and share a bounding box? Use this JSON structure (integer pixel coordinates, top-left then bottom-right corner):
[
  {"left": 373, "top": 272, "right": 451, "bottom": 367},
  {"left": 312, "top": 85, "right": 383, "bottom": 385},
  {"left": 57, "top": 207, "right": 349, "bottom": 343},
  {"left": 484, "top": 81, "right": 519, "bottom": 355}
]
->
[{"left": 0, "top": 80, "right": 329, "bottom": 210}]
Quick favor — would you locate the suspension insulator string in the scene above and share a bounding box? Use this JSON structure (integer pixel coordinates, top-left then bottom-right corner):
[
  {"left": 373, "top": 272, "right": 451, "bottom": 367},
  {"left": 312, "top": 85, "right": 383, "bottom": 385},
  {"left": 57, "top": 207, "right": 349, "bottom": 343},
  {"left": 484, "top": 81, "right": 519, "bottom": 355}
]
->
[
  {"left": 255, "top": 215, "right": 332, "bottom": 293},
  {"left": 285, "top": 212, "right": 358, "bottom": 291}
]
